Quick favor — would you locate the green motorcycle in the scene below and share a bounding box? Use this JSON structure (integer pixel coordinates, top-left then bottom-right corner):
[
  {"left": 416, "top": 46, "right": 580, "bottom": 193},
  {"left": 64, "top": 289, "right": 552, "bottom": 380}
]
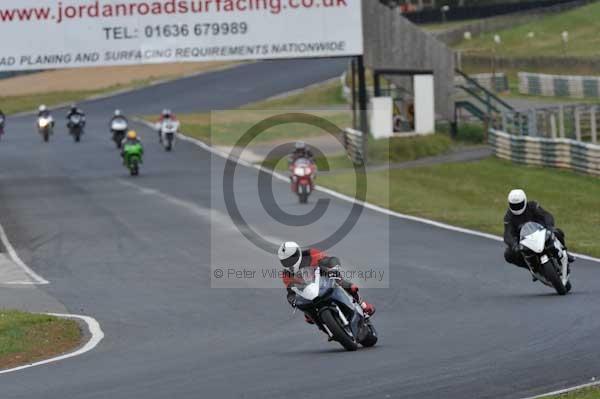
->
[{"left": 123, "top": 142, "right": 143, "bottom": 176}]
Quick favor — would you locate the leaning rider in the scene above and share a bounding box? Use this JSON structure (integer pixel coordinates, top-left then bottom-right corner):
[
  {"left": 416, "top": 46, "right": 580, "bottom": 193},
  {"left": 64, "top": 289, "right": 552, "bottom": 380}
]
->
[
  {"left": 278, "top": 241, "right": 375, "bottom": 324},
  {"left": 503, "top": 189, "right": 574, "bottom": 273}
]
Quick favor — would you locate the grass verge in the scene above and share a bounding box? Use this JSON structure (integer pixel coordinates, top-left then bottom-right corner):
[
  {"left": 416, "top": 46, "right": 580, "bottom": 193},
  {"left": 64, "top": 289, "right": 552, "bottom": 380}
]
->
[
  {"left": 262, "top": 133, "right": 460, "bottom": 172},
  {"left": 318, "top": 158, "right": 600, "bottom": 258},
  {"left": 0, "top": 310, "right": 81, "bottom": 370},
  {"left": 0, "top": 63, "right": 236, "bottom": 115},
  {"left": 455, "top": 2, "right": 600, "bottom": 58},
  {"left": 0, "top": 78, "right": 172, "bottom": 115},
  {"left": 0, "top": 89, "right": 109, "bottom": 116},
  {"left": 168, "top": 80, "right": 350, "bottom": 146}
]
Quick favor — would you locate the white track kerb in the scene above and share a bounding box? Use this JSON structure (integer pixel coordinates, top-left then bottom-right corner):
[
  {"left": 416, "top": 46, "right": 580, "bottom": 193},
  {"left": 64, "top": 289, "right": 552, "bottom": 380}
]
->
[{"left": 0, "top": 221, "right": 104, "bottom": 371}]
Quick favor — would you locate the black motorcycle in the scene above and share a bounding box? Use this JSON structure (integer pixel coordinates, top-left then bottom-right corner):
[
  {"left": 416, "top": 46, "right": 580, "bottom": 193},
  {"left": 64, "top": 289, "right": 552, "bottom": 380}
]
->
[
  {"left": 67, "top": 114, "right": 85, "bottom": 142},
  {"left": 293, "top": 268, "right": 378, "bottom": 351},
  {"left": 110, "top": 117, "right": 128, "bottom": 149}
]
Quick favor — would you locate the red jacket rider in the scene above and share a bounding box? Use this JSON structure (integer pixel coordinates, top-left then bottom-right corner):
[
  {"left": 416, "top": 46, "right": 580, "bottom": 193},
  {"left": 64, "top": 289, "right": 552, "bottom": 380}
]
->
[{"left": 278, "top": 242, "right": 375, "bottom": 323}]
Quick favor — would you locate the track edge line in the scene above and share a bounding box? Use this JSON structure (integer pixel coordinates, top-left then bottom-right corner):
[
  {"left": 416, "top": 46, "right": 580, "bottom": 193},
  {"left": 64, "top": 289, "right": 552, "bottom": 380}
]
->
[
  {"left": 520, "top": 379, "right": 600, "bottom": 399},
  {"left": 0, "top": 223, "right": 49, "bottom": 285},
  {"left": 150, "top": 121, "right": 600, "bottom": 265}
]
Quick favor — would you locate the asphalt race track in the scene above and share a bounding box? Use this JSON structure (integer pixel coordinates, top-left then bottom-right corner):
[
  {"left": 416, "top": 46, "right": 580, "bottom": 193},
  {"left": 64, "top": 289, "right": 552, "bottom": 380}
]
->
[{"left": 1, "top": 59, "right": 599, "bottom": 399}]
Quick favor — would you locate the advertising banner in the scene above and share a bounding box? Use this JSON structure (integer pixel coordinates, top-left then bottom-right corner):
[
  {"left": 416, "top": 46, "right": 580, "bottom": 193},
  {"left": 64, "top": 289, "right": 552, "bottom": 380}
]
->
[{"left": 0, "top": 0, "right": 363, "bottom": 71}]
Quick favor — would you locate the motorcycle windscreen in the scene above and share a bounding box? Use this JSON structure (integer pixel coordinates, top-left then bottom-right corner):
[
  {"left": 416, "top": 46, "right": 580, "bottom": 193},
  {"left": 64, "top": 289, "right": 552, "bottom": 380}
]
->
[
  {"left": 520, "top": 222, "right": 546, "bottom": 253},
  {"left": 292, "top": 268, "right": 321, "bottom": 301},
  {"left": 112, "top": 118, "right": 128, "bottom": 130},
  {"left": 293, "top": 158, "right": 313, "bottom": 168}
]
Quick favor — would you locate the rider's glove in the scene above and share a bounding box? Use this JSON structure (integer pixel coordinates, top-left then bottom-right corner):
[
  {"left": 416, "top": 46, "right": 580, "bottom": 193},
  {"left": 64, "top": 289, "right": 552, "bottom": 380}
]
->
[{"left": 287, "top": 293, "right": 297, "bottom": 308}]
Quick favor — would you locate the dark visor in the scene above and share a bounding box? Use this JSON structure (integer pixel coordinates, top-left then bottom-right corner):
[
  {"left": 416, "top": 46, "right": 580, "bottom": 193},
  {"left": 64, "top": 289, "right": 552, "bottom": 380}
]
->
[
  {"left": 509, "top": 201, "right": 525, "bottom": 211},
  {"left": 281, "top": 249, "right": 301, "bottom": 269}
]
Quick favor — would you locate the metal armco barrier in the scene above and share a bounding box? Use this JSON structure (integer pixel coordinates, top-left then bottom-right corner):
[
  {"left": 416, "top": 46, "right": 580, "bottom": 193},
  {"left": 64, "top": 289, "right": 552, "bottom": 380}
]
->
[
  {"left": 343, "top": 128, "right": 365, "bottom": 165},
  {"left": 500, "top": 104, "right": 600, "bottom": 143},
  {"left": 519, "top": 72, "right": 600, "bottom": 99},
  {"left": 489, "top": 129, "right": 600, "bottom": 176}
]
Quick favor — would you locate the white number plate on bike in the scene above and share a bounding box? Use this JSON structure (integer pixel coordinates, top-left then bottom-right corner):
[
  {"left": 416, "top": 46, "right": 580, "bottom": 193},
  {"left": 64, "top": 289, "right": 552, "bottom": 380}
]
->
[{"left": 540, "top": 255, "right": 549, "bottom": 264}]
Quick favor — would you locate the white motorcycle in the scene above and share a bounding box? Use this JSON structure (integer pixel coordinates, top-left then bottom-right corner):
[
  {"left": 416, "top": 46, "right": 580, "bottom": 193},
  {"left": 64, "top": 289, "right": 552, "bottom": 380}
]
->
[
  {"left": 37, "top": 114, "right": 54, "bottom": 142},
  {"left": 519, "top": 221, "right": 572, "bottom": 295},
  {"left": 292, "top": 268, "right": 378, "bottom": 351},
  {"left": 156, "top": 118, "right": 179, "bottom": 152},
  {"left": 111, "top": 117, "right": 129, "bottom": 149}
]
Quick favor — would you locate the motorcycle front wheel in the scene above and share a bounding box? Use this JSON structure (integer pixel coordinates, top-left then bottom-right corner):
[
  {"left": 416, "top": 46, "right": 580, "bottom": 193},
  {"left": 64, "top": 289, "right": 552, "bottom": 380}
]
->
[
  {"left": 320, "top": 309, "right": 358, "bottom": 351},
  {"left": 543, "top": 259, "right": 567, "bottom": 295}
]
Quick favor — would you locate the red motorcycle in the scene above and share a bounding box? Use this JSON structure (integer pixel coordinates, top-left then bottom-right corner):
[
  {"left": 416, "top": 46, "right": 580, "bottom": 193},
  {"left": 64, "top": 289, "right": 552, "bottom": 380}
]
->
[{"left": 290, "top": 157, "right": 316, "bottom": 204}]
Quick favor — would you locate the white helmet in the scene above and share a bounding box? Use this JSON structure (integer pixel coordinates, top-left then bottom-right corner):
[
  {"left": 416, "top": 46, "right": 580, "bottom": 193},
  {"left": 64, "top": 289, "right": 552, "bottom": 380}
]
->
[
  {"left": 38, "top": 105, "right": 47, "bottom": 112},
  {"left": 278, "top": 241, "right": 302, "bottom": 273},
  {"left": 508, "top": 189, "right": 527, "bottom": 216},
  {"left": 114, "top": 109, "right": 122, "bottom": 117}
]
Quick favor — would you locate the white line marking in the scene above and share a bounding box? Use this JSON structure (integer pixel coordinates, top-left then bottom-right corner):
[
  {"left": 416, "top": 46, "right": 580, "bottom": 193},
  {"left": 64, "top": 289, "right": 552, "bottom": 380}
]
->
[
  {"left": 138, "top": 120, "right": 600, "bottom": 265},
  {"left": 0, "top": 313, "right": 104, "bottom": 375},
  {"left": 521, "top": 378, "right": 600, "bottom": 399},
  {"left": 117, "top": 179, "right": 282, "bottom": 243},
  {"left": 0, "top": 223, "right": 49, "bottom": 285}
]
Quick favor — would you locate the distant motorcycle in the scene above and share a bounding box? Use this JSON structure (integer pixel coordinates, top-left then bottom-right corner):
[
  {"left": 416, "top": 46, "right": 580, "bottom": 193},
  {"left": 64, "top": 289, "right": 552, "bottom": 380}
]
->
[
  {"left": 156, "top": 118, "right": 179, "bottom": 151},
  {"left": 519, "top": 221, "right": 572, "bottom": 295},
  {"left": 293, "top": 268, "right": 378, "bottom": 351},
  {"left": 37, "top": 114, "right": 54, "bottom": 142},
  {"left": 0, "top": 114, "right": 5, "bottom": 140},
  {"left": 290, "top": 158, "right": 316, "bottom": 204},
  {"left": 123, "top": 141, "right": 143, "bottom": 176},
  {"left": 111, "top": 117, "right": 128, "bottom": 149},
  {"left": 67, "top": 114, "right": 85, "bottom": 143}
]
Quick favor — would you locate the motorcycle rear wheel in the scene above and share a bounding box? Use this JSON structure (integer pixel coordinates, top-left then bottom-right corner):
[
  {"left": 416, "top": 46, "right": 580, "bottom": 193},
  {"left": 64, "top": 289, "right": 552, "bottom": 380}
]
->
[
  {"left": 320, "top": 309, "right": 358, "bottom": 351},
  {"left": 130, "top": 161, "right": 139, "bottom": 176},
  {"left": 543, "top": 259, "right": 567, "bottom": 295},
  {"left": 360, "top": 321, "right": 378, "bottom": 348}
]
